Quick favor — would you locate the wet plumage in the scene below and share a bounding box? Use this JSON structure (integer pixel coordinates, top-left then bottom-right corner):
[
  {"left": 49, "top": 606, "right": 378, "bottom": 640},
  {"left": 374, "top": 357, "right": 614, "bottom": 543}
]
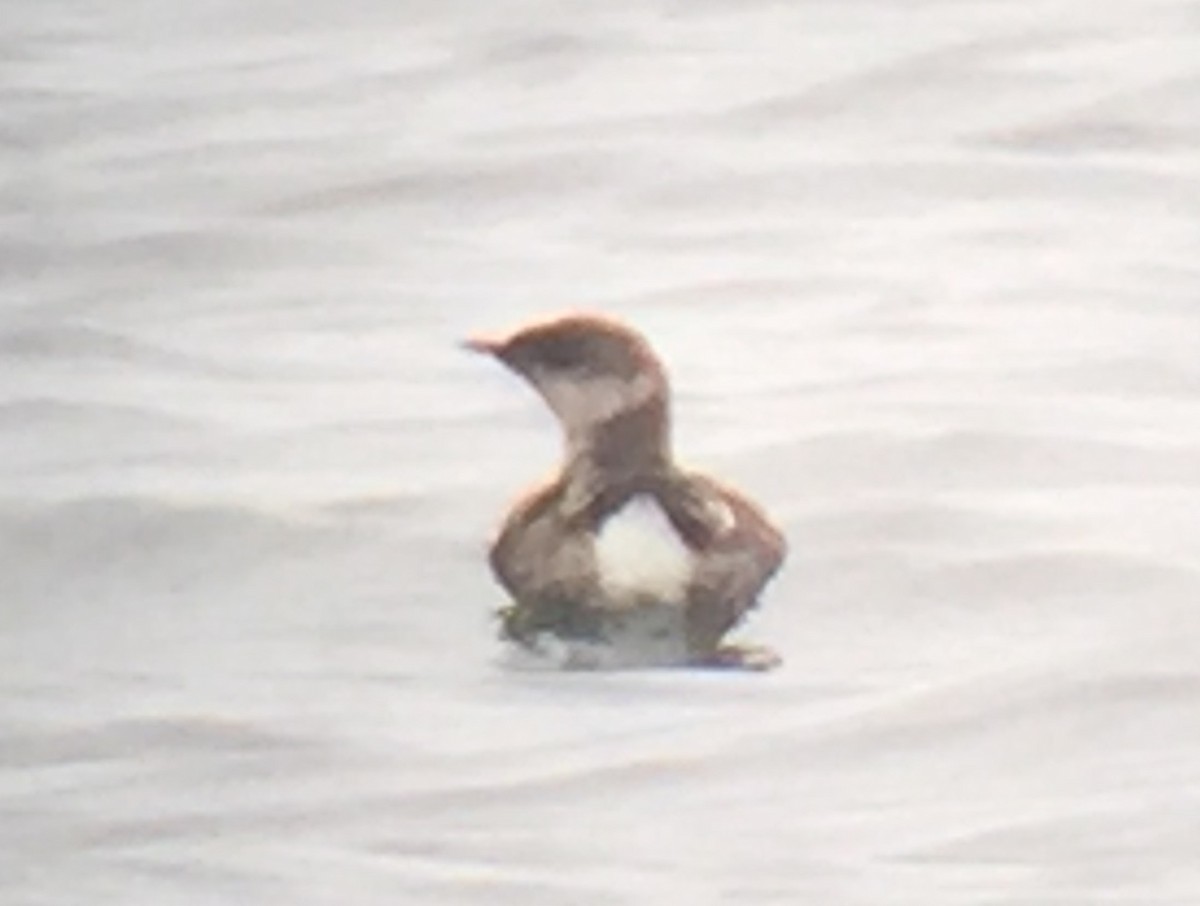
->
[{"left": 466, "top": 314, "right": 786, "bottom": 670}]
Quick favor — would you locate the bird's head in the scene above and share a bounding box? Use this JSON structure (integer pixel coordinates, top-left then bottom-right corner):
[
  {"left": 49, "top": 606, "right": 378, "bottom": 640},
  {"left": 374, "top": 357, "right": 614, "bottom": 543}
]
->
[{"left": 464, "top": 314, "right": 670, "bottom": 441}]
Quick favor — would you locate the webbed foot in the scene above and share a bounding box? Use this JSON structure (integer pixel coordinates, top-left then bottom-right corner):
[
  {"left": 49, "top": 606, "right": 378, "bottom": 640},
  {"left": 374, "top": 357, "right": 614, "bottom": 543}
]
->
[{"left": 695, "top": 644, "right": 782, "bottom": 672}]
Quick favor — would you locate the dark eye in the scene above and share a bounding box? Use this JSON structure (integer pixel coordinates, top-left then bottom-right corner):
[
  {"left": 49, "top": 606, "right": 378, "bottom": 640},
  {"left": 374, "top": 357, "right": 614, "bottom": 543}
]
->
[{"left": 535, "top": 336, "right": 587, "bottom": 371}]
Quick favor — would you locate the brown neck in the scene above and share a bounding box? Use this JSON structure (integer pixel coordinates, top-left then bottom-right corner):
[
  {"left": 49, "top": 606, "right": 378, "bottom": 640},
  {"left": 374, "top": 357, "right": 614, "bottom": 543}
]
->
[
  {"left": 582, "top": 393, "right": 671, "bottom": 472},
  {"left": 561, "top": 395, "right": 673, "bottom": 515}
]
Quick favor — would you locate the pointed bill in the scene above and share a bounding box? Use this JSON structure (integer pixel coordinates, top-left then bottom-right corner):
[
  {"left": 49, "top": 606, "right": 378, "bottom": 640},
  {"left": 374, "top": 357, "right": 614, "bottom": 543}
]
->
[{"left": 461, "top": 334, "right": 505, "bottom": 355}]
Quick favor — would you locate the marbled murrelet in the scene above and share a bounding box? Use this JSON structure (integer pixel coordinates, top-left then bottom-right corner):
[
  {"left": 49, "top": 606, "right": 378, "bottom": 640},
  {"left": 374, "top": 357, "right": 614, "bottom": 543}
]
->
[{"left": 465, "top": 314, "right": 786, "bottom": 670}]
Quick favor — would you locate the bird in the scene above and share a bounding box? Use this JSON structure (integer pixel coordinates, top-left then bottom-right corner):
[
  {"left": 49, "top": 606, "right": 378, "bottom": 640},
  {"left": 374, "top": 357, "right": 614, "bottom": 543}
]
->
[{"left": 464, "top": 313, "right": 786, "bottom": 670}]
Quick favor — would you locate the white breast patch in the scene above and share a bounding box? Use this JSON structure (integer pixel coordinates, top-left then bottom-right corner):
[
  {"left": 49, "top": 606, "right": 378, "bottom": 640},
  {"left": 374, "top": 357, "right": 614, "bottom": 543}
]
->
[{"left": 594, "top": 494, "right": 694, "bottom": 605}]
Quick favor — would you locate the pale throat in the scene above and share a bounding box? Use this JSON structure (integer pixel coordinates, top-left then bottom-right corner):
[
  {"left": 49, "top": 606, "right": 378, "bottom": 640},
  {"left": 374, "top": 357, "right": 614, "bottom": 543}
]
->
[{"left": 541, "top": 373, "right": 672, "bottom": 473}]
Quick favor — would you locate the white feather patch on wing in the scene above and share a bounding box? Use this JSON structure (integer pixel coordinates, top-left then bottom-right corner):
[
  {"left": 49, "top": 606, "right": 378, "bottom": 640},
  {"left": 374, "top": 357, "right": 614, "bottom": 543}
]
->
[
  {"left": 594, "top": 494, "right": 694, "bottom": 605},
  {"left": 705, "top": 495, "right": 737, "bottom": 535}
]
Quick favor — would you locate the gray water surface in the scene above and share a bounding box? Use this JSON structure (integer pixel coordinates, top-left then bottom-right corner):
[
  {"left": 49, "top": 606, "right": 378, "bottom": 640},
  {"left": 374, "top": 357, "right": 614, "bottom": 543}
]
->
[{"left": 3, "top": 1, "right": 1200, "bottom": 903}]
